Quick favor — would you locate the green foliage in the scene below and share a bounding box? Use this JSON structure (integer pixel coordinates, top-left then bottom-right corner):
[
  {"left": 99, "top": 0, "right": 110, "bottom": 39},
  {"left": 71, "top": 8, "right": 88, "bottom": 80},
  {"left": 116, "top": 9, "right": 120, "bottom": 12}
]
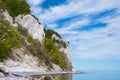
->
[
  {"left": 44, "top": 29, "right": 67, "bottom": 48},
  {"left": 53, "top": 39, "right": 67, "bottom": 48},
  {"left": 1, "top": 0, "right": 30, "bottom": 17},
  {"left": 43, "top": 37, "right": 66, "bottom": 69},
  {"left": 0, "top": 20, "right": 21, "bottom": 61},
  {"left": 26, "top": 35, "right": 52, "bottom": 66},
  {"left": 0, "top": 41, "right": 10, "bottom": 61},
  {"left": 0, "top": 1, "right": 7, "bottom": 10},
  {"left": 44, "top": 29, "right": 67, "bottom": 69},
  {"left": 27, "top": 35, "right": 38, "bottom": 48},
  {"left": 44, "top": 29, "right": 61, "bottom": 39}
]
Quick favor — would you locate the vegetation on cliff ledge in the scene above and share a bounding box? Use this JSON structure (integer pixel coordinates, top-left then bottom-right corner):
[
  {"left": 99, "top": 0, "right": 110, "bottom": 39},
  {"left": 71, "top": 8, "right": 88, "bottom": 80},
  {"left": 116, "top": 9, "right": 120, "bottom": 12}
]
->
[
  {"left": 0, "top": 19, "right": 21, "bottom": 61},
  {"left": 44, "top": 29, "right": 61, "bottom": 39},
  {"left": 44, "top": 29, "right": 67, "bottom": 48},
  {"left": 43, "top": 37, "right": 66, "bottom": 69}
]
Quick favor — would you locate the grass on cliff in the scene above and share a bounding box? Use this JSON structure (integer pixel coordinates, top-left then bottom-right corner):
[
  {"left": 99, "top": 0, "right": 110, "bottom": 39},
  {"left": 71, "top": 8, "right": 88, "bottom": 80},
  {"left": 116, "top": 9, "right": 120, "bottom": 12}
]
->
[
  {"left": 27, "top": 35, "right": 38, "bottom": 48},
  {"left": 0, "top": 0, "right": 30, "bottom": 17},
  {"left": 43, "top": 37, "right": 66, "bottom": 69},
  {"left": 0, "top": 19, "right": 21, "bottom": 61}
]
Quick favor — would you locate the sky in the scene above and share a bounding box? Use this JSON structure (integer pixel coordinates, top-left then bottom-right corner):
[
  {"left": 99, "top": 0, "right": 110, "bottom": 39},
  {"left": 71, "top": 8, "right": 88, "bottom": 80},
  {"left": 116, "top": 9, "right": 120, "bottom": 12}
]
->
[{"left": 26, "top": 0, "right": 120, "bottom": 71}]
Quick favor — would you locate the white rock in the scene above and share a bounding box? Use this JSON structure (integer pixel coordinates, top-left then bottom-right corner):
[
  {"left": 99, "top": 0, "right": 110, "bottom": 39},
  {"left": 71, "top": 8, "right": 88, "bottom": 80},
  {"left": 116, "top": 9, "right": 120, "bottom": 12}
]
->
[
  {"left": 3, "top": 10, "right": 18, "bottom": 26},
  {"left": 0, "top": 77, "right": 30, "bottom": 80},
  {"left": 51, "top": 34, "right": 61, "bottom": 40},
  {"left": 3, "top": 10, "right": 45, "bottom": 42},
  {"left": 51, "top": 64, "right": 62, "bottom": 71},
  {"left": 52, "top": 34, "right": 72, "bottom": 66},
  {"left": 3, "top": 10, "right": 13, "bottom": 24},
  {"left": 15, "top": 14, "right": 45, "bottom": 42},
  {"left": 0, "top": 48, "right": 50, "bottom": 72}
]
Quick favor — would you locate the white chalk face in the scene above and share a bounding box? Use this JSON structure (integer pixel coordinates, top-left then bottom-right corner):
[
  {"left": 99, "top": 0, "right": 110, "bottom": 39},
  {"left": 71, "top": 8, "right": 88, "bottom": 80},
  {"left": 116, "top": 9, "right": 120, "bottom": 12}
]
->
[{"left": 15, "top": 14, "right": 45, "bottom": 42}]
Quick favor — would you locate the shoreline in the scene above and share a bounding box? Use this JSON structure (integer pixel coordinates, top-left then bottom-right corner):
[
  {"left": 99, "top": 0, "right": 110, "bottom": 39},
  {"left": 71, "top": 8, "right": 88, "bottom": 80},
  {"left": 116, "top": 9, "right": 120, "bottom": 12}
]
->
[
  {"left": 0, "top": 71, "right": 83, "bottom": 80},
  {"left": 0, "top": 71, "right": 73, "bottom": 79},
  {"left": 10, "top": 71, "right": 74, "bottom": 77},
  {"left": 1, "top": 71, "right": 83, "bottom": 77}
]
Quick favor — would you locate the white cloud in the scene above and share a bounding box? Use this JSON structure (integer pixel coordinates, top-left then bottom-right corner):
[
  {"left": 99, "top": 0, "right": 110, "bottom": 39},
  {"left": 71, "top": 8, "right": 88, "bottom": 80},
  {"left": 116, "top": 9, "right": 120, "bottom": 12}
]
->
[
  {"left": 27, "top": 0, "right": 44, "bottom": 6},
  {"left": 26, "top": 0, "right": 44, "bottom": 16},
  {"left": 71, "top": 17, "right": 120, "bottom": 59},
  {"left": 55, "top": 18, "right": 90, "bottom": 34},
  {"left": 31, "top": 6, "right": 42, "bottom": 15},
  {"left": 47, "top": 24, "right": 58, "bottom": 29},
  {"left": 38, "top": 0, "right": 120, "bottom": 22}
]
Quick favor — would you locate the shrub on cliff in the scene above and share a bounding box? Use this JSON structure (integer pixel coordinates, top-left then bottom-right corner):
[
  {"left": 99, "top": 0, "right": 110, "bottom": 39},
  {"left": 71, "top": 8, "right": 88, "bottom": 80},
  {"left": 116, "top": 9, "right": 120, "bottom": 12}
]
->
[
  {"left": 0, "top": 20, "right": 21, "bottom": 61},
  {"left": 27, "top": 35, "right": 38, "bottom": 48},
  {"left": 43, "top": 37, "right": 66, "bottom": 69}
]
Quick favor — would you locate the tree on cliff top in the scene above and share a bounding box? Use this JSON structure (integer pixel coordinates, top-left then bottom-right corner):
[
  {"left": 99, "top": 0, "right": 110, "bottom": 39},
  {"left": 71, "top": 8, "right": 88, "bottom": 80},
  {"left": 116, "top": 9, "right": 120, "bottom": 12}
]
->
[{"left": 1, "top": 0, "right": 30, "bottom": 17}]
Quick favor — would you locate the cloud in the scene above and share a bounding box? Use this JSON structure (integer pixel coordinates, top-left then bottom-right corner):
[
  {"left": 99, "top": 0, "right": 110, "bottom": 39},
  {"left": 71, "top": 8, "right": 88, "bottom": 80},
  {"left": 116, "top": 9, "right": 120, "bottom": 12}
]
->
[
  {"left": 71, "top": 16, "right": 120, "bottom": 59},
  {"left": 27, "top": 0, "right": 44, "bottom": 6},
  {"left": 26, "top": 0, "right": 44, "bottom": 15},
  {"left": 55, "top": 18, "right": 90, "bottom": 34},
  {"left": 38, "top": 0, "right": 120, "bottom": 22}
]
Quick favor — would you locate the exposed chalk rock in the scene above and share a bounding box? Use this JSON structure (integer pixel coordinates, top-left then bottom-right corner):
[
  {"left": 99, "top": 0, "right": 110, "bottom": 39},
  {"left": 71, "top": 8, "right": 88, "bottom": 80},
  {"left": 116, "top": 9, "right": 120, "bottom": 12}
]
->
[
  {"left": 3, "top": 10, "right": 13, "bottom": 25},
  {"left": 15, "top": 14, "right": 45, "bottom": 42}
]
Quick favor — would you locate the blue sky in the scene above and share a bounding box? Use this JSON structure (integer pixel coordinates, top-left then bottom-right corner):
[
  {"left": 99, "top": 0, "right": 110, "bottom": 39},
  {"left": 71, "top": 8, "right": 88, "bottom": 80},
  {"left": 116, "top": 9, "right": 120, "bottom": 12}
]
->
[{"left": 26, "top": 0, "right": 120, "bottom": 71}]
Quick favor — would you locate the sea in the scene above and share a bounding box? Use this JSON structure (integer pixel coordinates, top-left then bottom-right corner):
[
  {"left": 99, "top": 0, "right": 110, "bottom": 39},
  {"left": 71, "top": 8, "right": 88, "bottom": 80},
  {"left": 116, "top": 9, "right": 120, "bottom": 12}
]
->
[{"left": 50, "top": 70, "right": 120, "bottom": 80}]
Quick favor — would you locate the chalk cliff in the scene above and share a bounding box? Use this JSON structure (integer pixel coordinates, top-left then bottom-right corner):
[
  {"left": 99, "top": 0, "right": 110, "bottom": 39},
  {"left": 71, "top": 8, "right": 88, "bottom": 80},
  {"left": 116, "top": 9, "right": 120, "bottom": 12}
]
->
[{"left": 0, "top": 1, "right": 72, "bottom": 72}]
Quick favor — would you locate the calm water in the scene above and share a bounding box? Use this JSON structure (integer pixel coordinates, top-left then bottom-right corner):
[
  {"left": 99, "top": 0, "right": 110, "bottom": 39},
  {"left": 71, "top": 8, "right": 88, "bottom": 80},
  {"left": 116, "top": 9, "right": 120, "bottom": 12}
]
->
[
  {"left": 74, "top": 70, "right": 120, "bottom": 80},
  {"left": 50, "top": 70, "right": 120, "bottom": 80}
]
